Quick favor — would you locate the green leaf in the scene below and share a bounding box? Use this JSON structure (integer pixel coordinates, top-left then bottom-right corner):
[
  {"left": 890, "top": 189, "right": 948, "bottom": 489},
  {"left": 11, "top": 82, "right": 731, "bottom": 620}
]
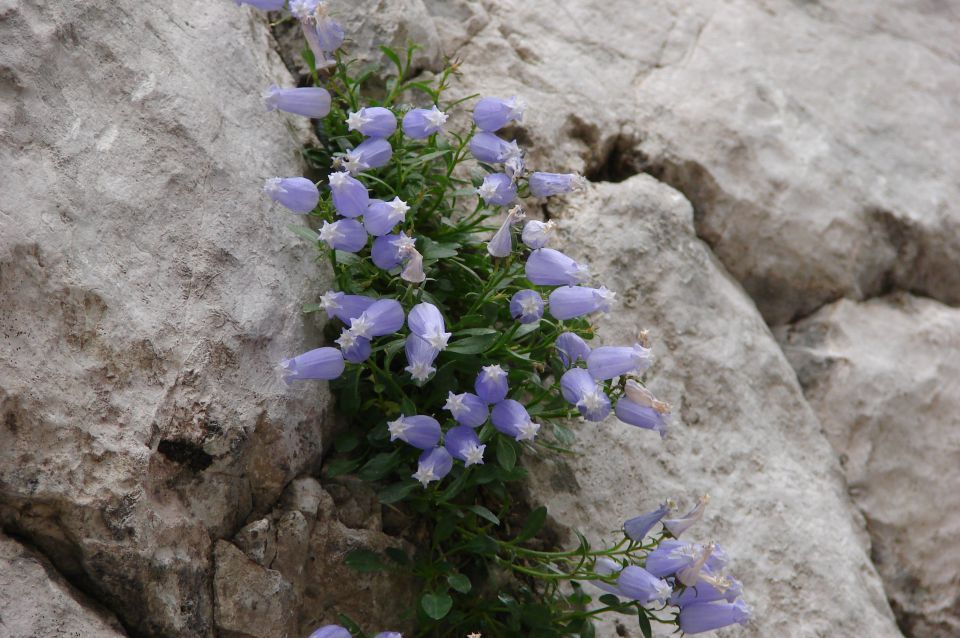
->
[
  {"left": 379, "top": 45, "right": 403, "bottom": 74},
  {"left": 446, "top": 333, "right": 499, "bottom": 354},
  {"left": 344, "top": 549, "right": 385, "bottom": 573},
  {"left": 420, "top": 592, "right": 453, "bottom": 620},
  {"left": 496, "top": 436, "right": 517, "bottom": 470},
  {"left": 598, "top": 594, "right": 621, "bottom": 607},
  {"left": 467, "top": 504, "right": 500, "bottom": 526},
  {"left": 357, "top": 450, "right": 400, "bottom": 481},
  {"left": 324, "top": 457, "right": 361, "bottom": 478},
  {"left": 420, "top": 239, "right": 460, "bottom": 259},
  {"left": 552, "top": 422, "right": 576, "bottom": 446},
  {"left": 334, "top": 250, "right": 362, "bottom": 265},
  {"left": 638, "top": 609, "right": 653, "bottom": 638},
  {"left": 302, "top": 302, "right": 322, "bottom": 314},
  {"left": 334, "top": 431, "right": 361, "bottom": 453},
  {"left": 513, "top": 321, "right": 541, "bottom": 340},
  {"left": 287, "top": 223, "right": 319, "bottom": 243},
  {"left": 385, "top": 547, "right": 410, "bottom": 566},
  {"left": 455, "top": 327, "right": 498, "bottom": 337},
  {"left": 447, "top": 573, "right": 472, "bottom": 594},
  {"left": 515, "top": 506, "right": 547, "bottom": 542},
  {"left": 378, "top": 481, "right": 417, "bottom": 504},
  {"left": 463, "top": 533, "right": 498, "bottom": 556},
  {"left": 433, "top": 514, "right": 458, "bottom": 543}
]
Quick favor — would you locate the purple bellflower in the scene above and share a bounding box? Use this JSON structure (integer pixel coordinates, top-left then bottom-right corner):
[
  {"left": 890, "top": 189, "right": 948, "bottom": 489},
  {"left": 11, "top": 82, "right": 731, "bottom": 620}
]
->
[
  {"left": 346, "top": 106, "right": 397, "bottom": 137},
  {"left": 592, "top": 557, "right": 625, "bottom": 596},
  {"left": 347, "top": 299, "right": 404, "bottom": 339},
  {"left": 623, "top": 501, "right": 673, "bottom": 542},
  {"left": 371, "top": 232, "right": 407, "bottom": 270},
  {"left": 387, "top": 414, "right": 441, "bottom": 450},
  {"left": 487, "top": 205, "right": 525, "bottom": 257},
  {"left": 678, "top": 600, "right": 752, "bottom": 634},
  {"left": 236, "top": 0, "right": 286, "bottom": 9},
  {"left": 318, "top": 219, "right": 367, "bottom": 253},
  {"left": 555, "top": 332, "right": 591, "bottom": 368},
  {"left": 317, "top": 290, "right": 376, "bottom": 324},
  {"left": 510, "top": 289, "right": 545, "bottom": 324},
  {"left": 663, "top": 495, "right": 709, "bottom": 538},
  {"left": 644, "top": 540, "right": 700, "bottom": 578},
  {"left": 263, "top": 177, "right": 319, "bottom": 213},
  {"left": 476, "top": 173, "right": 517, "bottom": 207},
  {"left": 491, "top": 399, "right": 540, "bottom": 441},
  {"left": 335, "top": 328, "right": 371, "bottom": 364},
  {"left": 404, "top": 334, "right": 439, "bottom": 382},
  {"left": 413, "top": 446, "right": 453, "bottom": 487},
  {"left": 329, "top": 171, "right": 369, "bottom": 217},
  {"left": 263, "top": 85, "right": 331, "bottom": 118},
  {"left": 307, "top": 625, "right": 352, "bottom": 638},
  {"left": 559, "top": 368, "right": 611, "bottom": 422},
  {"left": 615, "top": 397, "right": 669, "bottom": 437},
  {"left": 443, "top": 391, "right": 489, "bottom": 428},
  {"left": 402, "top": 105, "right": 448, "bottom": 139},
  {"left": 364, "top": 197, "right": 409, "bottom": 236},
  {"left": 473, "top": 96, "right": 525, "bottom": 132},
  {"left": 291, "top": 1, "right": 343, "bottom": 62},
  {"left": 525, "top": 248, "right": 589, "bottom": 286},
  {"left": 548, "top": 285, "right": 616, "bottom": 320},
  {"left": 587, "top": 344, "right": 653, "bottom": 380},
  {"left": 521, "top": 220, "right": 555, "bottom": 249},
  {"left": 528, "top": 172, "right": 586, "bottom": 198},
  {"left": 344, "top": 137, "right": 392, "bottom": 174},
  {"left": 670, "top": 572, "right": 743, "bottom": 607},
  {"left": 475, "top": 364, "right": 509, "bottom": 404},
  {"left": 374, "top": 633, "right": 403, "bottom": 638},
  {"left": 408, "top": 302, "right": 451, "bottom": 351},
  {"left": 469, "top": 132, "right": 522, "bottom": 164},
  {"left": 617, "top": 566, "right": 672, "bottom": 606},
  {"left": 279, "top": 347, "right": 344, "bottom": 383},
  {"left": 444, "top": 425, "right": 486, "bottom": 466}
]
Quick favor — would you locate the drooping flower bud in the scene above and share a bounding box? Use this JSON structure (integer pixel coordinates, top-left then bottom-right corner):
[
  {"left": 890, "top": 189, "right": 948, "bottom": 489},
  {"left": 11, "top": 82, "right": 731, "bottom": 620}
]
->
[
  {"left": 548, "top": 285, "right": 615, "bottom": 320},
  {"left": 521, "top": 220, "right": 555, "bottom": 249},
  {"left": 400, "top": 248, "right": 426, "bottom": 283},
  {"left": 528, "top": 172, "right": 586, "bottom": 198},
  {"left": 263, "top": 85, "right": 331, "bottom": 118},
  {"left": 475, "top": 364, "right": 509, "bottom": 404},
  {"left": 408, "top": 303, "right": 451, "bottom": 351},
  {"left": 616, "top": 566, "right": 672, "bottom": 605},
  {"left": 559, "top": 368, "right": 610, "bottom": 422},
  {"left": 591, "top": 557, "right": 625, "bottom": 596},
  {"left": 318, "top": 219, "right": 367, "bottom": 253},
  {"left": 469, "top": 132, "right": 517, "bottom": 163},
  {"left": 510, "top": 289, "right": 545, "bottom": 324},
  {"left": 663, "top": 495, "right": 709, "bottom": 538},
  {"left": 554, "top": 332, "right": 591, "bottom": 368},
  {"left": 263, "top": 177, "right": 319, "bottom": 214},
  {"left": 487, "top": 205, "right": 525, "bottom": 257},
  {"left": 473, "top": 96, "right": 525, "bottom": 132},
  {"left": 586, "top": 344, "right": 653, "bottom": 380},
  {"left": 346, "top": 106, "right": 397, "bottom": 138},
  {"left": 615, "top": 397, "right": 669, "bottom": 437},
  {"left": 476, "top": 173, "right": 517, "bottom": 207},
  {"left": 364, "top": 197, "right": 409, "bottom": 236},
  {"left": 678, "top": 600, "right": 752, "bottom": 634},
  {"left": 525, "top": 248, "right": 589, "bottom": 286},
  {"left": 387, "top": 414, "right": 441, "bottom": 450},
  {"left": 413, "top": 446, "right": 453, "bottom": 487},
  {"left": 444, "top": 425, "right": 486, "bottom": 466},
  {"left": 278, "top": 347, "right": 345, "bottom": 383},
  {"left": 491, "top": 399, "right": 540, "bottom": 441},
  {"left": 328, "top": 171, "right": 369, "bottom": 217},
  {"left": 344, "top": 137, "right": 392, "bottom": 174},
  {"left": 402, "top": 105, "right": 448, "bottom": 139},
  {"left": 624, "top": 379, "right": 671, "bottom": 415},
  {"left": 623, "top": 501, "right": 673, "bottom": 542},
  {"left": 443, "top": 391, "right": 490, "bottom": 428}
]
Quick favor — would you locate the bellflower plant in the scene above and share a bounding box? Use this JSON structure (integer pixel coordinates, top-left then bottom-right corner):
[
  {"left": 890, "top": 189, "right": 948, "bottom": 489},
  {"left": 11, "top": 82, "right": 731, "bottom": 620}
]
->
[{"left": 239, "top": 5, "right": 751, "bottom": 635}]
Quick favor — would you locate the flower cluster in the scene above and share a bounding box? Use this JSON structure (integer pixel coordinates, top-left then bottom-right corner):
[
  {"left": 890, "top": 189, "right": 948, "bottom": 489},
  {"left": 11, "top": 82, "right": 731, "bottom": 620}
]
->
[{"left": 239, "top": 1, "right": 749, "bottom": 636}]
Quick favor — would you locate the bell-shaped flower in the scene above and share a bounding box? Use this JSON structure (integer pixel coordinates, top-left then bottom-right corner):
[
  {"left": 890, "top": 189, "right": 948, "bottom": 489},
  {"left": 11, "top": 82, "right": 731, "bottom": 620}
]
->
[
  {"left": 344, "top": 137, "right": 392, "bottom": 174},
  {"left": 617, "top": 566, "right": 672, "bottom": 606},
  {"left": 559, "top": 368, "right": 610, "bottom": 422},
  {"left": 475, "top": 364, "right": 509, "bottom": 404},
  {"left": 329, "top": 171, "right": 369, "bottom": 217},
  {"left": 347, "top": 299, "right": 404, "bottom": 339},
  {"left": 387, "top": 414, "right": 441, "bottom": 450},
  {"left": 317, "top": 290, "right": 376, "bottom": 324},
  {"left": 408, "top": 302, "right": 451, "bottom": 351},
  {"left": 400, "top": 248, "right": 426, "bottom": 283},
  {"left": 587, "top": 344, "right": 653, "bottom": 380},
  {"left": 510, "top": 289, "right": 545, "bottom": 324},
  {"left": 528, "top": 172, "right": 586, "bottom": 198},
  {"left": 371, "top": 232, "right": 406, "bottom": 270},
  {"left": 263, "top": 177, "right": 319, "bottom": 213},
  {"left": 346, "top": 106, "right": 397, "bottom": 137},
  {"left": 307, "top": 625, "right": 352, "bottom": 638},
  {"left": 615, "top": 397, "right": 669, "bottom": 437},
  {"left": 670, "top": 571, "right": 743, "bottom": 607},
  {"left": 624, "top": 501, "right": 673, "bottom": 542},
  {"left": 264, "top": 85, "right": 331, "bottom": 118},
  {"left": 413, "top": 446, "right": 453, "bottom": 487},
  {"left": 469, "top": 132, "right": 520, "bottom": 163},
  {"left": 364, "top": 197, "right": 409, "bottom": 236},
  {"left": 624, "top": 379, "right": 672, "bottom": 415},
  {"left": 644, "top": 539, "right": 699, "bottom": 578},
  {"left": 706, "top": 543, "right": 729, "bottom": 572},
  {"left": 402, "top": 105, "right": 448, "bottom": 139},
  {"left": 591, "top": 557, "right": 625, "bottom": 596},
  {"left": 236, "top": 0, "right": 286, "bottom": 10},
  {"left": 487, "top": 205, "right": 525, "bottom": 257},
  {"left": 318, "top": 219, "right": 367, "bottom": 253},
  {"left": 404, "top": 334, "right": 438, "bottom": 382},
  {"left": 548, "top": 285, "right": 615, "bottom": 320},
  {"left": 491, "top": 399, "right": 540, "bottom": 441},
  {"left": 521, "top": 220, "right": 555, "bottom": 249},
  {"left": 445, "top": 425, "right": 486, "bottom": 466},
  {"left": 663, "top": 495, "right": 709, "bottom": 538},
  {"left": 278, "top": 347, "right": 344, "bottom": 383},
  {"left": 476, "top": 173, "right": 517, "bottom": 207},
  {"left": 443, "top": 391, "right": 489, "bottom": 428},
  {"left": 525, "top": 248, "right": 589, "bottom": 286},
  {"left": 335, "top": 328, "right": 371, "bottom": 364},
  {"left": 678, "top": 599, "right": 752, "bottom": 634},
  {"left": 554, "top": 332, "right": 591, "bottom": 368},
  {"left": 473, "top": 96, "right": 525, "bottom": 132},
  {"left": 676, "top": 542, "right": 715, "bottom": 587},
  {"left": 292, "top": 1, "right": 343, "bottom": 55},
  {"left": 374, "top": 633, "right": 403, "bottom": 638}
]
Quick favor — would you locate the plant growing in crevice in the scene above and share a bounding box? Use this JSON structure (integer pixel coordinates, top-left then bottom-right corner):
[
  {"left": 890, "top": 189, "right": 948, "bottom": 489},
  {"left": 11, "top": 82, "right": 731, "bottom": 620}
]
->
[{"left": 243, "top": 1, "right": 752, "bottom": 636}]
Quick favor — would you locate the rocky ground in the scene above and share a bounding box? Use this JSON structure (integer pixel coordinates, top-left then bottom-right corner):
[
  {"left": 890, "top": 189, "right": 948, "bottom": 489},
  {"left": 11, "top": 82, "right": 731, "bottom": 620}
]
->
[{"left": 1, "top": 1, "right": 957, "bottom": 636}]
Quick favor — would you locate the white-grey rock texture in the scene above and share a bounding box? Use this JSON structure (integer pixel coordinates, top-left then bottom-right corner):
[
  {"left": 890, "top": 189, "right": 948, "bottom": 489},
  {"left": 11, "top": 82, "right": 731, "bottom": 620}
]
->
[
  {"left": 777, "top": 295, "right": 960, "bottom": 638},
  {"left": 0, "top": 1, "right": 328, "bottom": 635}
]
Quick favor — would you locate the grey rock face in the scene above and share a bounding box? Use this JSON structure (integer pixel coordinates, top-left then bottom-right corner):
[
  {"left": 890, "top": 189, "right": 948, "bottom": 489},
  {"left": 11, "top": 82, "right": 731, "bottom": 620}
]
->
[
  {"left": 0, "top": 533, "right": 127, "bottom": 638},
  {"left": 522, "top": 176, "right": 902, "bottom": 637},
  {"left": 0, "top": 1, "right": 328, "bottom": 635},
  {"left": 777, "top": 295, "right": 960, "bottom": 637}
]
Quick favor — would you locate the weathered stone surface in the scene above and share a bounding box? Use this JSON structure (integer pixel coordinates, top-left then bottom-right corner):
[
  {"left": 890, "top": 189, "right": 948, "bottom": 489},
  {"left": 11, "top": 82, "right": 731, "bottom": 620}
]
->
[
  {"left": 0, "top": 533, "right": 127, "bottom": 638},
  {"left": 0, "top": 1, "right": 328, "bottom": 635},
  {"left": 523, "top": 175, "right": 902, "bottom": 637},
  {"left": 214, "top": 541, "right": 298, "bottom": 638},
  {"left": 777, "top": 295, "right": 960, "bottom": 637}
]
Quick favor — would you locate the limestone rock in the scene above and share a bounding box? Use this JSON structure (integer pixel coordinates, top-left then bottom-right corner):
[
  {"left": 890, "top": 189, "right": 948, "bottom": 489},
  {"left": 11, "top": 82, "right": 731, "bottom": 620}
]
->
[
  {"left": 0, "top": 533, "right": 127, "bottom": 638},
  {"left": 0, "top": 1, "right": 329, "bottom": 635},
  {"left": 777, "top": 295, "right": 960, "bottom": 637},
  {"left": 523, "top": 175, "right": 903, "bottom": 637},
  {"left": 214, "top": 541, "right": 298, "bottom": 638}
]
